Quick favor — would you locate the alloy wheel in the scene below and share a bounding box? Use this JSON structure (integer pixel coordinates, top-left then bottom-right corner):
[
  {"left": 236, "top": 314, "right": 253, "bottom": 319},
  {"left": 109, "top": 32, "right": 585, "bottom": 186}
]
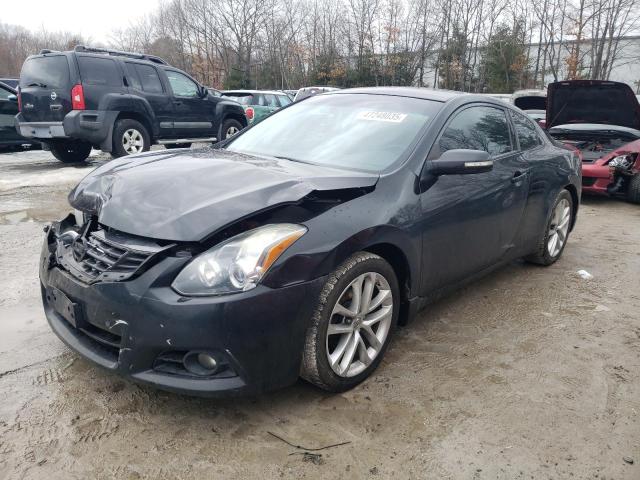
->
[
  {"left": 326, "top": 272, "right": 394, "bottom": 378},
  {"left": 226, "top": 126, "right": 240, "bottom": 138},
  {"left": 547, "top": 198, "right": 571, "bottom": 257},
  {"left": 122, "top": 129, "right": 144, "bottom": 154}
]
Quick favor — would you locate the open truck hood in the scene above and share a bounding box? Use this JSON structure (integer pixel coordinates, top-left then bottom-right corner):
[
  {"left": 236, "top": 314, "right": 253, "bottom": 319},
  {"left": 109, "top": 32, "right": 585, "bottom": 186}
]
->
[
  {"left": 546, "top": 80, "right": 640, "bottom": 130},
  {"left": 68, "top": 148, "right": 378, "bottom": 242}
]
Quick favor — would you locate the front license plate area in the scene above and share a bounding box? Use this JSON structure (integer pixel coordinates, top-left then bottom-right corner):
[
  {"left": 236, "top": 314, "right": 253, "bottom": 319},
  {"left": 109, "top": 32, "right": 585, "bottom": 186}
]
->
[{"left": 47, "top": 287, "right": 84, "bottom": 328}]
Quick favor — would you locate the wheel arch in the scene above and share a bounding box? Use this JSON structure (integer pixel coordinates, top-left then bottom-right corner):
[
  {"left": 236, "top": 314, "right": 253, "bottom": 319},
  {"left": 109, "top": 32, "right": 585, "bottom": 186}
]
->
[
  {"left": 564, "top": 183, "right": 579, "bottom": 231},
  {"left": 222, "top": 111, "right": 248, "bottom": 128},
  {"left": 114, "top": 111, "right": 154, "bottom": 141},
  {"left": 363, "top": 242, "right": 413, "bottom": 326}
]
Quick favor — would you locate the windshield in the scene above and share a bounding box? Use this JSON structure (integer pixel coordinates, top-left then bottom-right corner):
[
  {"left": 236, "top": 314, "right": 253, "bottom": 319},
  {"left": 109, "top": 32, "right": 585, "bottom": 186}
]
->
[
  {"left": 226, "top": 93, "right": 441, "bottom": 172},
  {"left": 20, "top": 56, "right": 70, "bottom": 89}
]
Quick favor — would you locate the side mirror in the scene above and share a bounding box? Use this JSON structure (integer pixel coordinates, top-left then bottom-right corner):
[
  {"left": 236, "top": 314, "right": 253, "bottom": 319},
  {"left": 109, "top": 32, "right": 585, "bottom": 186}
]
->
[
  {"left": 427, "top": 149, "right": 493, "bottom": 176},
  {"left": 7, "top": 94, "right": 18, "bottom": 103},
  {"left": 199, "top": 86, "right": 208, "bottom": 98}
]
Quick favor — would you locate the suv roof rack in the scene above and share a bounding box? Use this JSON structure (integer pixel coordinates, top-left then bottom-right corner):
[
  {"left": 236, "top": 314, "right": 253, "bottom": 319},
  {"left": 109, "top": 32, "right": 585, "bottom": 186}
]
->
[
  {"left": 39, "top": 49, "right": 60, "bottom": 54},
  {"left": 74, "top": 45, "right": 169, "bottom": 65}
]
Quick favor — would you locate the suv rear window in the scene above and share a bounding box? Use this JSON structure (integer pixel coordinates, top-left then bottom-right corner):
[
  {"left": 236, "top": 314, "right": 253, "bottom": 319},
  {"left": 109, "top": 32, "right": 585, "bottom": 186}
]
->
[
  {"left": 78, "top": 56, "right": 121, "bottom": 87},
  {"left": 222, "top": 93, "right": 254, "bottom": 105},
  {"left": 20, "top": 56, "right": 69, "bottom": 89}
]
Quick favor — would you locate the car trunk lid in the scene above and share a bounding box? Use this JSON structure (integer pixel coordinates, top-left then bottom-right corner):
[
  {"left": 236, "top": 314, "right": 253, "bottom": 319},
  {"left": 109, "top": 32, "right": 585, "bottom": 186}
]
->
[
  {"left": 19, "top": 54, "right": 73, "bottom": 122},
  {"left": 546, "top": 80, "right": 640, "bottom": 130},
  {"left": 512, "top": 90, "right": 546, "bottom": 111}
]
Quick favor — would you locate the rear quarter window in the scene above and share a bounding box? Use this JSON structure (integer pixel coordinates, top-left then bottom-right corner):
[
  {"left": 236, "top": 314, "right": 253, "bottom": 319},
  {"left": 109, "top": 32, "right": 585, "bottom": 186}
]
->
[
  {"left": 132, "top": 64, "right": 163, "bottom": 94},
  {"left": 223, "top": 94, "right": 254, "bottom": 105},
  {"left": 20, "top": 56, "right": 70, "bottom": 89},
  {"left": 77, "top": 56, "right": 121, "bottom": 87},
  {"left": 510, "top": 110, "right": 543, "bottom": 150}
]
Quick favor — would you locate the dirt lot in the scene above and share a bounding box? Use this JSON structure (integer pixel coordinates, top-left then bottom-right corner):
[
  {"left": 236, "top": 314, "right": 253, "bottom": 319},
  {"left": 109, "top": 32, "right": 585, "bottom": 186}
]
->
[{"left": 0, "top": 148, "right": 639, "bottom": 480}]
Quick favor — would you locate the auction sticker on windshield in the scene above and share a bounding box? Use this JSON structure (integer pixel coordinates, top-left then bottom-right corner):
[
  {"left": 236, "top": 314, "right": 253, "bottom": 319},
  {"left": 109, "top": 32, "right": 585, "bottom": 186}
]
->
[{"left": 356, "top": 111, "right": 408, "bottom": 123}]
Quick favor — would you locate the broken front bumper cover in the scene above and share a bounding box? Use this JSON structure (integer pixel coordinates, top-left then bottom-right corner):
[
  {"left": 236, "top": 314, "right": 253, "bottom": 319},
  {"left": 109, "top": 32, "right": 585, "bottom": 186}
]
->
[
  {"left": 582, "top": 163, "right": 613, "bottom": 195},
  {"left": 39, "top": 227, "right": 325, "bottom": 397}
]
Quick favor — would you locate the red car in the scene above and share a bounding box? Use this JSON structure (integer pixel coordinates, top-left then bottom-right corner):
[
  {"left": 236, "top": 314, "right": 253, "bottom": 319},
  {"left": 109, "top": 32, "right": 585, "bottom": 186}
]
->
[{"left": 547, "top": 80, "right": 640, "bottom": 203}]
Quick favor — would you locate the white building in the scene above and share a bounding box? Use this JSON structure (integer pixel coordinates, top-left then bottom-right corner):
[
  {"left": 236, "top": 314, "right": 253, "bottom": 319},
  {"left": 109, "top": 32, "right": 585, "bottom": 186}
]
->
[{"left": 418, "top": 35, "right": 640, "bottom": 92}]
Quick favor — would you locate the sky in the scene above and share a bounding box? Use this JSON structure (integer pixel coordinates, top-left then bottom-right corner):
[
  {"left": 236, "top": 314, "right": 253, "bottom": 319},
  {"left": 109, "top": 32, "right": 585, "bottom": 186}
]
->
[{"left": 3, "top": 0, "right": 161, "bottom": 43}]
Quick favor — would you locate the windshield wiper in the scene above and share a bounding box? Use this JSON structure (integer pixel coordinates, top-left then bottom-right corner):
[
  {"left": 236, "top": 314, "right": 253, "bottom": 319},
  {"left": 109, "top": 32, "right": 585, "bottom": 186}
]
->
[
  {"left": 273, "top": 155, "right": 315, "bottom": 165},
  {"left": 26, "top": 82, "right": 47, "bottom": 88}
]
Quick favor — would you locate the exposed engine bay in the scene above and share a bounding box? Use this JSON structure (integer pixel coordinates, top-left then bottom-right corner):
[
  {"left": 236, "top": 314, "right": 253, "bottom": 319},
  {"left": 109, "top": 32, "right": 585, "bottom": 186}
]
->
[{"left": 549, "top": 132, "right": 636, "bottom": 162}]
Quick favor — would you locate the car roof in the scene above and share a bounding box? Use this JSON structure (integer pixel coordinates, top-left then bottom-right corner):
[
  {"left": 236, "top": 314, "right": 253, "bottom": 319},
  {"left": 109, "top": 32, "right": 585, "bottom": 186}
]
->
[
  {"left": 327, "top": 86, "right": 483, "bottom": 104},
  {"left": 222, "top": 90, "right": 288, "bottom": 95}
]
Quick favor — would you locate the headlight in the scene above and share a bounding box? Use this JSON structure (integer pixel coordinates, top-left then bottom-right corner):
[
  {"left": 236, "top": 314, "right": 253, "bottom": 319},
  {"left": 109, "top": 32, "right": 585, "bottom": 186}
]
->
[
  {"left": 171, "top": 224, "right": 307, "bottom": 296},
  {"left": 608, "top": 154, "right": 633, "bottom": 169},
  {"left": 73, "top": 208, "right": 86, "bottom": 226}
]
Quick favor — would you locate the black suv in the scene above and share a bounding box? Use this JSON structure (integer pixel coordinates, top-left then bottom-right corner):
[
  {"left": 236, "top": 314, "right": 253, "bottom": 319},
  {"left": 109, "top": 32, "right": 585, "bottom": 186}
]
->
[{"left": 15, "top": 46, "right": 247, "bottom": 162}]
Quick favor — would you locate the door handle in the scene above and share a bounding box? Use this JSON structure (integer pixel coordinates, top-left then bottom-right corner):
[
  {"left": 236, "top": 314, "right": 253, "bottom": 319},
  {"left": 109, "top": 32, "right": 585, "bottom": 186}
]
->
[
  {"left": 511, "top": 170, "right": 528, "bottom": 184},
  {"left": 173, "top": 100, "right": 183, "bottom": 106}
]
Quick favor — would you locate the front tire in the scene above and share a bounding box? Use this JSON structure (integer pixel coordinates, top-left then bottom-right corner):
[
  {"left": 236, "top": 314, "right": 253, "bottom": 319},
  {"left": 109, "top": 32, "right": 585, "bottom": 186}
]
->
[
  {"left": 525, "top": 190, "right": 574, "bottom": 266},
  {"left": 627, "top": 174, "right": 640, "bottom": 204},
  {"left": 49, "top": 140, "right": 92, "bottom": 163},
  {"left": 112, "top": 119, "right": 150, "bottom": 158},
  {"left": 301, "top": 252, "right": 399, "bottom": 392}
]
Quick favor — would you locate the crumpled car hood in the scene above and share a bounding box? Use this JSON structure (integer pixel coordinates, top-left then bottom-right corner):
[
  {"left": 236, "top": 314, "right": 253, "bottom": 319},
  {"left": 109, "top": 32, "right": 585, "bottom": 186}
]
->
[{"left": 68, "top": 148, "right": 379, "bottom": 241}]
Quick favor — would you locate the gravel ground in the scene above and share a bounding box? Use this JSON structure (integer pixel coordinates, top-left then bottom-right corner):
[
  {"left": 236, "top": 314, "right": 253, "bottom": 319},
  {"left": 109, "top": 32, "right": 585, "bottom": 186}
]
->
[{"left": 0, "top": 148, "right": 639, "bottom": 480}]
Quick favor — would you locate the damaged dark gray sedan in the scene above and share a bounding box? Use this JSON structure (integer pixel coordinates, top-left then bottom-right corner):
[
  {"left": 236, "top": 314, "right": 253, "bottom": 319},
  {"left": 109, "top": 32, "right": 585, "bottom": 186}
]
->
[{"left": 40, "top": 87, "right": 581, "bottom": 396}]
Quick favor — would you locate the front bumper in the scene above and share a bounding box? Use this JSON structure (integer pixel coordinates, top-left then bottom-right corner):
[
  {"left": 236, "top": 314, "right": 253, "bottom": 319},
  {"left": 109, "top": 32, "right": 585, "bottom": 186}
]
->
[
  {"left": 582, "top": 163, "right": 612, "bottom": 195},
  {"left": 39, "top": 235, "right": 325, "bottom": 397}
]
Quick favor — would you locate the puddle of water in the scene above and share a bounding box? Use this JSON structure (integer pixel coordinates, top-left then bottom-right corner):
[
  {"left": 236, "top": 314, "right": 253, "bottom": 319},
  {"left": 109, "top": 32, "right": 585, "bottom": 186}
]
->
[{"left": 0, "top": 198, "right": 71, "bottom": 225}]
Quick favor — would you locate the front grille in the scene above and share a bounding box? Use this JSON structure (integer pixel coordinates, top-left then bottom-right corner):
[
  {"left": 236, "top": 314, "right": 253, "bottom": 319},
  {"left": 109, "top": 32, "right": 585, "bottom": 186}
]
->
[
  {"left": 80, "top": 230, "right": 151, "bottom": 279},
  {"left": 55, "top": 225, "right": 170, "bottom": 284}
]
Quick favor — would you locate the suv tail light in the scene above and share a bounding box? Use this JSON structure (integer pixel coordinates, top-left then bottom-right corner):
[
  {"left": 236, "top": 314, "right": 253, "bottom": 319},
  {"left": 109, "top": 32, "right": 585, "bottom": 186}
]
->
[
  {"left": 245, "top": 107, "right": 254, "bottom": 121},
  {"left": 71, "top": 84, "right": 85, "bottom": 110},
  {"left": 17, "top": 87, "right": 22, "bottom": 112}
]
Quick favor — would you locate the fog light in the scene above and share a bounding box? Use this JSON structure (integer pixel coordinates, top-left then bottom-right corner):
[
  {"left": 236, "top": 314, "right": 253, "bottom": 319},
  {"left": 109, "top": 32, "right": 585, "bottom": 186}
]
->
[
  {"left": 197, "top": 353, "right": 217, "bottom": 370},
  {"left": 183, "top": 351, "right": 220, "bottom": 376}
]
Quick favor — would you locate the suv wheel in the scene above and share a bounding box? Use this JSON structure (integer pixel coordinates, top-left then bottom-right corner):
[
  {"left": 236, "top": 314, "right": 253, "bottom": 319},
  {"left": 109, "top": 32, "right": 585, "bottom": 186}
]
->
[
  {"left": 219, "top": 118, "right": 243, "bottom": 141},
  {"left": 112, "top": 119, "right": 150, "bottom": 157},
  {"left": 301, "top": 252, "right": 399, "bottom": 392},
  {"left": 49, "top": 140, "right": 92, "bottom": 163}
]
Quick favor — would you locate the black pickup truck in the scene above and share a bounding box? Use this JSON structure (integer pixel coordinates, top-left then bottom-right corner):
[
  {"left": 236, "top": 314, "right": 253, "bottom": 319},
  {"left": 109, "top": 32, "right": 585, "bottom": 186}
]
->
[{"left": 15, "top": 46, "right": 247, "bottom": 162}]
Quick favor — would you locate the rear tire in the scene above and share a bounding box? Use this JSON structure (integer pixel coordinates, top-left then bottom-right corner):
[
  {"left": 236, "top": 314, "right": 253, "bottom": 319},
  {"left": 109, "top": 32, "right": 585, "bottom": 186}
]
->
[
  {"left": 627, "top": 174, "right": 640, "bottom": 204},
  {"left": 49, "top": 140, "right": 92, "bottom": 163},
  {"left": 301, "top": 252, "right": 399, "bottom": 392},
  {"left": 112, "top": 119, "right": 150, "bottom": 158},
  {"left": 525, "top": 190, "right": 574, "bottom": 266},
  {"left": 164, "top": 143, "right": 192, "bottom": 150},
  {"left": 219, "top": 118, "right": 243, "bottom": 142}
]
